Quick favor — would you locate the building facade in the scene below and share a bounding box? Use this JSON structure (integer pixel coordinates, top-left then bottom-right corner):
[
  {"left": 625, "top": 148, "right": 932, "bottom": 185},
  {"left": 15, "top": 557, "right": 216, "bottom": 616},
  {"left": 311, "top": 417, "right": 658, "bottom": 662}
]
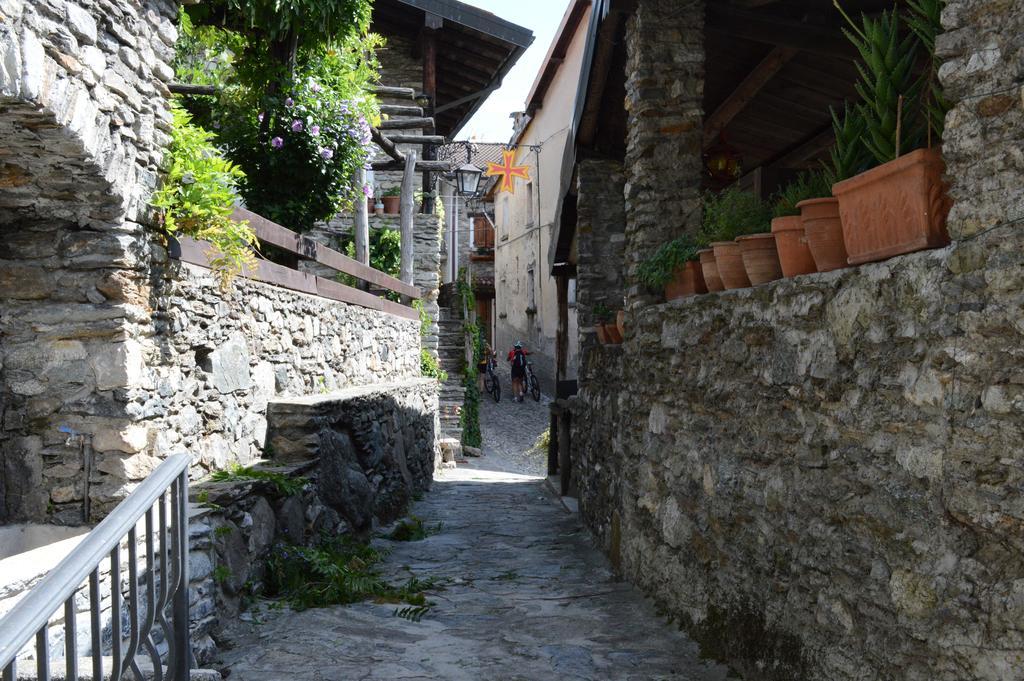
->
[{"left": 493, "top": 1, "right": 591, "bottom": 393}]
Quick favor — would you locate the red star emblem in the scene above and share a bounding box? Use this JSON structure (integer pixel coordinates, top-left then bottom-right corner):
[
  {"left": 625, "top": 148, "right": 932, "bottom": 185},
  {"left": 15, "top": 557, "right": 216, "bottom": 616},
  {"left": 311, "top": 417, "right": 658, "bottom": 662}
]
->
[{"left": 485, "top": 149, "right": 530, "bottom": 194}]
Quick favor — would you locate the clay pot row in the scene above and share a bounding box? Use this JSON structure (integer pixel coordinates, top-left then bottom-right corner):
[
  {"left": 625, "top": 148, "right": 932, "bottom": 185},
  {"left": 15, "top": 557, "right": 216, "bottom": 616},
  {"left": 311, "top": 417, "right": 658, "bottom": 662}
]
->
[{"left": 595, "top": 311, "right": 627, "bottom": 345}]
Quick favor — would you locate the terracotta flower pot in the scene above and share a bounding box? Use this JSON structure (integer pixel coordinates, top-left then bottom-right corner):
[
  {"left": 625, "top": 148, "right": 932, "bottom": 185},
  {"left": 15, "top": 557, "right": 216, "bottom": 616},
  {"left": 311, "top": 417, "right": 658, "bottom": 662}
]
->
[
  {"left": 711, "top": 241, "right": 750, "bottom": 290},
  {"left": 664, "top": 261, "right": 708, "bottom": 300},
  {"left": 616, "top": 310, "right": 626, "bottom": 338},
  {"left": 736, "top": 233, "right": 783, "bottom": 285},
  {"left": 367, "top": 197, "right": 375, "bottom": 214},
  {"left": 798, "top": 197, "right": 848, "bottom": 272},
  {"left": 604, "top": 323, "right": 623, "bottom": 344},
  {"left": 698, "top": 249, "right": 724, "bottom": 292},
  {"left": 383, "top": 196, "right": 401, "bottom": 215},
  {"left": 595, "top": 324, "right": 609, "bottom": 345},
  {"left": 832, "top": 147, "right": 951, "bottom": 265},
  {"left": 771, "top": 216, "right": 816, "bottom": 278}
]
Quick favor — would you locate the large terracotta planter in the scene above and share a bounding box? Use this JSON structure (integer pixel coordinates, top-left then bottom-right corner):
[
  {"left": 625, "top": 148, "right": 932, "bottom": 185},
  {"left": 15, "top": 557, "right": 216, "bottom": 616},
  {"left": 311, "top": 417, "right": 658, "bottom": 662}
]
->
[
  {"left": 383, "top": 196, "right": 400, "bottom": 215},
  {"left": 664, "top": 261, "right": 708, "bottom": 300},
  {"left": 711, "top": 241, "right": 750, "bottom": 290},
  {"left": 832, "top": 147, "right": 951, "bottom": 265},
  {"left": 771, "top": 216, "right": 816, "bottom": 278},
  {"left": 698, "top": 249, "right": 724, "bottom": 292},
  {"left": 736, "top": 233, "right": 783, "bottom": 285},
  {"left": 798, "top": 197, "right": 848, "bottom": 272},
  {"left": 595, "top": 324, "right": 610, "bottom": 345},
  {"left": 616, "top": 310, "right": 626, "bottom": 338}
]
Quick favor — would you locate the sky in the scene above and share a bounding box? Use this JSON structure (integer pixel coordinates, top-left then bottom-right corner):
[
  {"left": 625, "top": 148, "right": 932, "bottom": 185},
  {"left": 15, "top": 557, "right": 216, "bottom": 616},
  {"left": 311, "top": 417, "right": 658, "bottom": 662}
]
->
[{"left": 453, "top": 0, "right": 573, "bottom": 143}]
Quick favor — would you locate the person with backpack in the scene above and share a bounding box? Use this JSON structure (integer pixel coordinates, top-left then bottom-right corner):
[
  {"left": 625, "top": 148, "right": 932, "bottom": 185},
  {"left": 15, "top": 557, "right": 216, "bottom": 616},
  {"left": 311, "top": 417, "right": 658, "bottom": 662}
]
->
[{"left": 506, "top": 341, "right": 529, "bottom": 403}]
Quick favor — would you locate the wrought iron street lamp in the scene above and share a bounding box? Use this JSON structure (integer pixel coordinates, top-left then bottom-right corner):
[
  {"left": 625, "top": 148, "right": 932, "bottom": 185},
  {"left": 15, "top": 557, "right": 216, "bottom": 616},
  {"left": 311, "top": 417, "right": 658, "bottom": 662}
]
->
[{"left": 456, "top": 162, "right": 483, "bottom": 196}]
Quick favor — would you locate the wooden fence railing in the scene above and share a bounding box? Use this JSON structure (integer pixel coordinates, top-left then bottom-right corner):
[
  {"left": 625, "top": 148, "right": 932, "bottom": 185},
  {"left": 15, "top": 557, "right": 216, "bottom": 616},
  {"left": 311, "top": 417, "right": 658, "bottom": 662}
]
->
[{"left": 172, "top": 207, "right": 421, "bottom": 321}]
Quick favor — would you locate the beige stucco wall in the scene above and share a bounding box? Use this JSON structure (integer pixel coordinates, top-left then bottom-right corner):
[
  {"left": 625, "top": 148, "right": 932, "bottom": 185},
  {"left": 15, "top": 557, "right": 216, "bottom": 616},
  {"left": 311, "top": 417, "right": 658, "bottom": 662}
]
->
[{"left": 494, "top": 5, "right": 590, "bottom": 386}]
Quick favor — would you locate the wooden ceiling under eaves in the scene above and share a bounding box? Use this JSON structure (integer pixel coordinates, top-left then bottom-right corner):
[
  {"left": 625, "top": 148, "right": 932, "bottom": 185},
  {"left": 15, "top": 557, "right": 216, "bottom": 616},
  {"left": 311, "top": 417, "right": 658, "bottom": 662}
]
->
[
  {"left": 704, "top": 0, "right": 910, "bottom": 179},
  {"left": 371, "top": 0, "right": 533, "bottom": 139}
]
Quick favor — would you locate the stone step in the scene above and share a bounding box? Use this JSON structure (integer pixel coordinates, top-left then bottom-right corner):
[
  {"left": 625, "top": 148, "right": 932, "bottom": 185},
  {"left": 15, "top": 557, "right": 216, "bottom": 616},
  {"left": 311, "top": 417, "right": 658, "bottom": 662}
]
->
[{"left": 381, "top": 104, "right": 424, "bottom": 117}]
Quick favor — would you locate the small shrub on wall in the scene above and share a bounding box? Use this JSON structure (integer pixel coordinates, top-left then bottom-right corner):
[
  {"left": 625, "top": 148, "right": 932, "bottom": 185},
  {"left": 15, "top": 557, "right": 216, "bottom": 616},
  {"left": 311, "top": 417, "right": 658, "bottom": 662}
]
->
[{"left": 151, "top": 104, "right": 257, "bottom": 289}]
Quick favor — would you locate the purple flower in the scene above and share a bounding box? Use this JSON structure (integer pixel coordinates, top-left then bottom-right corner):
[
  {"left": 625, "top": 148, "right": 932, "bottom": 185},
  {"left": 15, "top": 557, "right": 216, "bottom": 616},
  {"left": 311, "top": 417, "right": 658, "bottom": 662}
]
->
[
  {"left": 257, "top": 112, "right": 265, "bottom": 123},
  {"left": 339, "top": 103, "right": 350, "bottom": 115},
  {"left": 271, "top": 136, "right": 284, "bottom": 149},
  {"left": 320, "top": 147, "right": 334, "bottom": 160},
  {"left": 311, "top": 82, "right": 322, "bottom": 94},
  {"left": 291, "top": 119, "right": 304, "bottom": 132},
  {"left": 362, "top": 184, "right": 372, "bottom": 196},
  {"left": 285, "top": 97, "right": 294, "bottom": 107},
  {"left": 310, "top": 125, "right": 320, "bottom": 136}
]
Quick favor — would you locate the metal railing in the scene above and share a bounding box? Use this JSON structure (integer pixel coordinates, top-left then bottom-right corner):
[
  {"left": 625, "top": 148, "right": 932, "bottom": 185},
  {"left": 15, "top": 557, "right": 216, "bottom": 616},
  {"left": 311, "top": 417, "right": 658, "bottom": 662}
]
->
[{"left": 0, "top": 454, "right": 192, "bottom": 681}]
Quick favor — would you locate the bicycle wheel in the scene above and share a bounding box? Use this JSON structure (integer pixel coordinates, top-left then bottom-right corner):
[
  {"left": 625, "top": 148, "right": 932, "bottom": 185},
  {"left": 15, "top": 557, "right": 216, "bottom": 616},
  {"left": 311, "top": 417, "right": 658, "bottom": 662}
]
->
[
  {"left": 491, "top": 374, "right": 501, "bottom": 403},
  {"left": 530, "top": 374, "right": 541, "bottom": 402}
]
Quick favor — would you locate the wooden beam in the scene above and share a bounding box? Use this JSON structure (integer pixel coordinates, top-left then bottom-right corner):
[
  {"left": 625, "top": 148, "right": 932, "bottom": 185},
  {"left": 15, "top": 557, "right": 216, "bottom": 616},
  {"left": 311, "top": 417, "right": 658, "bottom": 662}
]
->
[
  {"left": 354, "top": 167, "right": 370, "bottom": 268},
  {"left": 382, "top": 134, "right": 446, "bottom": 145},
  {"left": 370, "top": 159, "right": 451, "bottom": 172},
  {"left": 703, "top": 46, "right": 798, "bottom": 148},
  {"left": 422, "top": 26, "right": 438, "bottom": 105},
  {"left": 379, "top": 117, "right": 436, "bottom": 131},
  {"left": 369, "top": 85, "right": 415, "bottom": 100},
  {"left": 169, "top": 83, "right": 218, "bottom": 96},
  {"left": 236, "top": 207, "right": 420, "bottom": 299},
  {"left": 399, "top": 150, "right": 417, "bottom": 294},
  {"left": 371, "top": 126, "right": 405, "bottom": 163}
]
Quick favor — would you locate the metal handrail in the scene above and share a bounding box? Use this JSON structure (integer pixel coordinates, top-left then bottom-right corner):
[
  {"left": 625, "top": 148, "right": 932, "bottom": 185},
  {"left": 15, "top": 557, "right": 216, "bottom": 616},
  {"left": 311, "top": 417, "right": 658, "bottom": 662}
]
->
[{"left": 0, "top": 453, "right": 192, "bottom": 680}]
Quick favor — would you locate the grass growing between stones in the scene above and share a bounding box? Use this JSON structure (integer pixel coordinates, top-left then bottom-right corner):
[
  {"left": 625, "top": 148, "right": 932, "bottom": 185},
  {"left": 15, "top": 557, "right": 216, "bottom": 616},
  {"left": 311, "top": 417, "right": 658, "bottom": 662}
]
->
[
  {"left": 387, "top": 516, "right": 442, "bottom": 541},
  {"left": 264, "top": 535, "right": 437, "bottom": 620},
  {"left": 210, "top": 463, "right": 306, "bottom": 497}
]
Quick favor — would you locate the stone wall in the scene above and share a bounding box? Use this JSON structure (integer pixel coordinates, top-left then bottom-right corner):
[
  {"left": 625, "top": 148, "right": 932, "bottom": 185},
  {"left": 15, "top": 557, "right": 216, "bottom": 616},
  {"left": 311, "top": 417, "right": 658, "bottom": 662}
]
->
[
  {"left": 936, "top": 0, "right": 1024, "bottom": 240},
  {"left": 266, "top": 379, "right": 440, "bottom": 532},
  {"left": 0, "top": 0, "right": 177, "bottom": 522},
  {"left": 578, "top": 232, "right": 1024, "bottom": 680},
  {"left": 622, "top": 0, "right": 703, "bottom": 307},
  {"left": 572, "top": 2, "right": 1024, "bottom": 680},
  {"left": 138, "top": 260, "right": 421, "bottom": 480},
  {"left": 575, "top": 159, "right": 626, "bottom": 351}
]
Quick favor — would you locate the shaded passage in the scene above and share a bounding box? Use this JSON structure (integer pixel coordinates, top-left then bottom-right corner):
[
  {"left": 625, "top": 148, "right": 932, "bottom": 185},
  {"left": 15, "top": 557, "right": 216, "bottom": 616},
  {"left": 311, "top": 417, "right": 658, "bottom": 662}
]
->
[{"left": 216, "top": 399, "right": 731, "bottom": 680}]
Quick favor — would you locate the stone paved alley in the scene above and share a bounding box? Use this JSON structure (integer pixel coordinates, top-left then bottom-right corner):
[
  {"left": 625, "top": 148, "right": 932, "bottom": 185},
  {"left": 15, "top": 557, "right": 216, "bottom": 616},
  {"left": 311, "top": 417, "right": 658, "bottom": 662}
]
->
[{"left": 214, "top": 396, "right": 733, "bottom": 680}]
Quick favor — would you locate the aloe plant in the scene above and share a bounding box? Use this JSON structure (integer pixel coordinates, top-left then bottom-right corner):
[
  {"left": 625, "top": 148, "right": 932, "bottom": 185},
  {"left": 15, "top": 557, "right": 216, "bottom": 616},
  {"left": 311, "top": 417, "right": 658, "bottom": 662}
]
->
[
  {"left": 772, "top": 171, "right": 833, "bottom": 218},
  {"left": 905, "top": 0, "right": 949, "bottom": 146},
  {"left": 825, "top": 102, "right": 874, "bottom": 184}
]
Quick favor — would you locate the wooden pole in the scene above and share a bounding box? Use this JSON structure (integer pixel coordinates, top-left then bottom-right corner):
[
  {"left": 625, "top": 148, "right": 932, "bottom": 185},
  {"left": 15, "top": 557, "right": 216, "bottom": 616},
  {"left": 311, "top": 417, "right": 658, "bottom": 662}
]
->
[
  {"left": 399, "top": 150, "right": 418, "bottom": 295},
  {"left": 354, "top": 167, "right": 370, "bottom": 278}
]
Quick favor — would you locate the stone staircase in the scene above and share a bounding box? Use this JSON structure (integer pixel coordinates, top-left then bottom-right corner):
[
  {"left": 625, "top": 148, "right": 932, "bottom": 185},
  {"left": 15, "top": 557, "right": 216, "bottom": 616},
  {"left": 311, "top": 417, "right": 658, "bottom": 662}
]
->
[
  {"left": 437, "top": 288, "right": 467, "bottom": 441},
  {"left": 369, "top": 86, "right": 449, "bottom": 174}
]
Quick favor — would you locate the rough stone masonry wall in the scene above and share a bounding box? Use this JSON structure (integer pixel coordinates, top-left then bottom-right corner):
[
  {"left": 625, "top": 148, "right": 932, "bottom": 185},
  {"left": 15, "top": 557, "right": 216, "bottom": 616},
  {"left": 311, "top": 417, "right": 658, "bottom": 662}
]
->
[
  {"left": 621, "top": 0, "right": 703, "bottom": 308},
  {"left": 575, "top": 159, "right": 626, "bottom": 348},
  {"left": 132, "top": 261, "right": 421, "bottom": 489},
  {"left": 573, "top": 2, "right": 1024, "bottom": 680},
  {"left": 0, "top": 0, "right": 178, "bottom": 522}
]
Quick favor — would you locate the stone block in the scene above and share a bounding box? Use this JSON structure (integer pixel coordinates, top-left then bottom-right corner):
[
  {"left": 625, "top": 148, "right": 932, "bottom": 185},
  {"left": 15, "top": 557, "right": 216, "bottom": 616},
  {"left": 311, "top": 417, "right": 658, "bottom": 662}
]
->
[
  {"left": 204, "top": 334, "right": 253, "bottom": 394},
  {"left": 91, "top": 340, "right": 143, "bottom": 390},
  {"left": 64, "top": 3, "right": 98, "bottom": 45}
]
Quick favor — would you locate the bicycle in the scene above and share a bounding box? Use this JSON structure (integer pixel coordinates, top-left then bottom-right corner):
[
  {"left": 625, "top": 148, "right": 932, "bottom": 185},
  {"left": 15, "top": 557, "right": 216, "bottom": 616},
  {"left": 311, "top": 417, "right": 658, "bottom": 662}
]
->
[
  {"left": 482, "top": 355, "right": 501, "bottom": 403},
  {"left": 526, "top": 361, "right": 541, "bottom": 402}
]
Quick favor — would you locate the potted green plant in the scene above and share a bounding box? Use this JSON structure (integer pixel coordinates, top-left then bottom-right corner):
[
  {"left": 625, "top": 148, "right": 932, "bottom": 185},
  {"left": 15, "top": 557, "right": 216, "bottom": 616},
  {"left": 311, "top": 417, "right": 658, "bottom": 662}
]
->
[
  {"left": 592, "top": 303, "right": 621, "bottom": 345},
  {"left": 701, "top": 188, "right": 774, "bottom": 289},
  {"left": 771, "top": 171, "right": 831, "bottom": 278},
  {"left": 638, "top": 236, "right": 706, "bottom": 301},
  {"left": 797, "top": 103, "right": 873, "bottom": 272},
  {"left": 831, "top": 1, "right": 951, "bottom": 265},
  {"left": 382, "top": 186, "right": 402, "bottom": 215}
]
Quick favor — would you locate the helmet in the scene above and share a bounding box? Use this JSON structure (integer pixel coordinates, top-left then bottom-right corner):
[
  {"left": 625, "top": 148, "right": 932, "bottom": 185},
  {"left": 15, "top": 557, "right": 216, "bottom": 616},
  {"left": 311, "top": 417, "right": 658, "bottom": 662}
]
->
[{"left": 514, "top": 341, "right": 523, "bottom": 349}]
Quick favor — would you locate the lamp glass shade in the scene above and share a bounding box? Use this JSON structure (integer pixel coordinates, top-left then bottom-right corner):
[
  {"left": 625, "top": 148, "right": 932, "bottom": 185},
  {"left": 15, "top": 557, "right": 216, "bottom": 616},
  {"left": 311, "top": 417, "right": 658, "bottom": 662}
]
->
[{"left": 456, "top": 163, "right": 482, "bottom": 195}]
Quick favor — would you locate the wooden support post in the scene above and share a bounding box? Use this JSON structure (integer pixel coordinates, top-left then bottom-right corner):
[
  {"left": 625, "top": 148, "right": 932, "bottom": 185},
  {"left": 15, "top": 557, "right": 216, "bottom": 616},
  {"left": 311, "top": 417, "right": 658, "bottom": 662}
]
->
[
  {"left": 399, "top": 150, "right": 418, "bottom": 302},
  {"left": 555, "top": 275, "right": 569, "bottom": 383},
  {"left": 354, "top": 167, "right": 370, "bottom": 281},
  {"left": 422, "top": 19, "right": 439, "bottom": 215}
]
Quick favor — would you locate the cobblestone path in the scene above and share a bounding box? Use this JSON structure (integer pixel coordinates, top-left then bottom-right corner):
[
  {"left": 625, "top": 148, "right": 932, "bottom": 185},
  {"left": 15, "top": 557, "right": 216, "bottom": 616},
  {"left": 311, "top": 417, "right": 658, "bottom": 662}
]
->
[{"left": 216, "top": 407, "right": 732, "bottom": 680}]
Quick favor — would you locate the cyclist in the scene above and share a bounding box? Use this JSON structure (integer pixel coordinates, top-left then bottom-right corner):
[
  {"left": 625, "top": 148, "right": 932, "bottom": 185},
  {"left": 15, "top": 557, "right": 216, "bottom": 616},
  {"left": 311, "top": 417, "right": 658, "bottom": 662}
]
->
[
  {"left": 477, "top": 341, "right": 494, "bottom": 391},
  {"left": 507, "top": 341, "right": 529, "bottom": 402}
]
